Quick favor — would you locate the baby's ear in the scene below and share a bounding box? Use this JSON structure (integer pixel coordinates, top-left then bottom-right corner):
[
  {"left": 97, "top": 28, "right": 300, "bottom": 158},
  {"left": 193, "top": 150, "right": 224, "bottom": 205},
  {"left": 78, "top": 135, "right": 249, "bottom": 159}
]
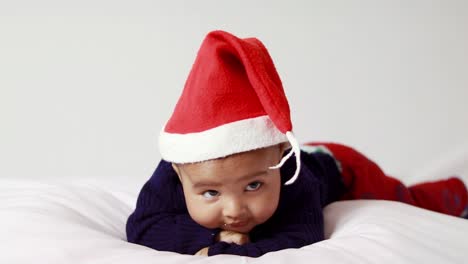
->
[{"left": 279, "top": 142, "right": 291, "bottom": 155}]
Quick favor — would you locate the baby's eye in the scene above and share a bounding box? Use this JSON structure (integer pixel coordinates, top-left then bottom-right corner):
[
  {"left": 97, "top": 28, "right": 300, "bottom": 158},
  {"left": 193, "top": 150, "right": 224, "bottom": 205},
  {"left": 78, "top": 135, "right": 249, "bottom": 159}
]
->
[
  {"left": 245, "top": 181, "right": 262, "bottom": 191},
  {"left": 202, "top": 190, "right": 219, "bottom": 199}
]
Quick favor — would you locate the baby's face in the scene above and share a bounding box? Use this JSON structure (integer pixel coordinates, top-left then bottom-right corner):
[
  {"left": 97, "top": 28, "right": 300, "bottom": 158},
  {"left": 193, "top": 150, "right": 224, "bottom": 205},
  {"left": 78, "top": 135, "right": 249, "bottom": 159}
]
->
[{"left": 173, "top": 145, "right": 284, "bottom": 234}]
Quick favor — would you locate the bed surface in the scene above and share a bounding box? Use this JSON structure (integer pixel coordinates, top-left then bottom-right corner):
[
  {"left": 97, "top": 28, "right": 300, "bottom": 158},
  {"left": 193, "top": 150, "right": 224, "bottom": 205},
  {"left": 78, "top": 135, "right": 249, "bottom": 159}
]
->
[{"left": 1, "top": 178, "right": 467, "bottom": 264}]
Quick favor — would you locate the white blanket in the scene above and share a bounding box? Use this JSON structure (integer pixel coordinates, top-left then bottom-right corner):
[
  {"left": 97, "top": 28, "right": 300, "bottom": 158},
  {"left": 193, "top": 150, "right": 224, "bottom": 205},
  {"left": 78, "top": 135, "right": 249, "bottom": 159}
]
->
[{"left": 0, "top": 179, "right": 467, "bottom": 264}]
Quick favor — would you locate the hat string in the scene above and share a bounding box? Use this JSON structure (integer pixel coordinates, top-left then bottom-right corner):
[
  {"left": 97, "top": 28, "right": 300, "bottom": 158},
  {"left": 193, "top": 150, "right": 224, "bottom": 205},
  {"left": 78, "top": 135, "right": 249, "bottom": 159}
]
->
[{"left": 269, "top": 131, "right": 301, "bottom": 185}]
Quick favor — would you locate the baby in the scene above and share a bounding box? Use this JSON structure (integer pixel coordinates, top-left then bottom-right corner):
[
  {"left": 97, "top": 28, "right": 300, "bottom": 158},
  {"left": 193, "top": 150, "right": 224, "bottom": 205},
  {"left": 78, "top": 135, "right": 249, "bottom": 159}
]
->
[{"left": 126, "top": 30, "right": 468, "bottom": 257}]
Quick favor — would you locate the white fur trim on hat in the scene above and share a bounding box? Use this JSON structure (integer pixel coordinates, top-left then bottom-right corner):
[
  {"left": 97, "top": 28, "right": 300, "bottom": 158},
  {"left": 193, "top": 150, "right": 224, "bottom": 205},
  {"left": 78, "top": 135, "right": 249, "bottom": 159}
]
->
[{"left": 159, "top": 115, "right": 288, "bottom": 164}]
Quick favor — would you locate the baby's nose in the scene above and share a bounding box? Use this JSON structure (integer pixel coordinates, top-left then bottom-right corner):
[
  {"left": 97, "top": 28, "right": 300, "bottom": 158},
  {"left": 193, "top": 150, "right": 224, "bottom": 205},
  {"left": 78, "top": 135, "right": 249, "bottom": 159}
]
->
[{"left": 222, "top": 198, "right": 247, "bottom": 219}]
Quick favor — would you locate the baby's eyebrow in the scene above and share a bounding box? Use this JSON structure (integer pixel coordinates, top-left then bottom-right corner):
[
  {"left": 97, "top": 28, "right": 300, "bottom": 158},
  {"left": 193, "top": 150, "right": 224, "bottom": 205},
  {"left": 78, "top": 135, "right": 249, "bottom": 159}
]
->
[
  {"left": 237, "top": 170, "right": 268, "bottom": 182},
  {"left": 192, "top": 170, "right": 267, "bottom": 189},
  {"left": 192, "top": 181, "right": 222, "bottom": 189}
]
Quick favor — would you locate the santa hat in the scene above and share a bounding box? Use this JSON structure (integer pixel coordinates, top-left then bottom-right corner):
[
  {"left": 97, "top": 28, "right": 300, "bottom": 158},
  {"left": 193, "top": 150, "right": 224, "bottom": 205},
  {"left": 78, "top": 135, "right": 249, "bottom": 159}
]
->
[{"left": 159, "top": 30, "right": 301, "bottom": 185}]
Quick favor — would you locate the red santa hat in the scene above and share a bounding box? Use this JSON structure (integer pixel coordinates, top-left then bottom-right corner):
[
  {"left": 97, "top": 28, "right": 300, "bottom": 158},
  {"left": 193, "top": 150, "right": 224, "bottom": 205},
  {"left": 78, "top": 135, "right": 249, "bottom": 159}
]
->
[{"left": 159, "top": 30, "right": 301, "bottom": 185}]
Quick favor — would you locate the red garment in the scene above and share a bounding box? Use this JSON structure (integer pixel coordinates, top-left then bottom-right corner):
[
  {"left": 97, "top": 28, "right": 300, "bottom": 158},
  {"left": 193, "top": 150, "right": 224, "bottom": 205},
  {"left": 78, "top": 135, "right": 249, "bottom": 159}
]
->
[{"left": 306, "top": 142, "right": 468, "bottom": 217}]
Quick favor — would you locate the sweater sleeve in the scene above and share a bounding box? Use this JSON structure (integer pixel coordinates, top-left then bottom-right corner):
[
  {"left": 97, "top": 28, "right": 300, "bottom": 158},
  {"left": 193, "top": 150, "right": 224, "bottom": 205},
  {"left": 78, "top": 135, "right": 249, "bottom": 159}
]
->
[
  {"left": 126, "top": 161, "right": 218, "bottom": 255},
  {"left": 207, "top": 151, "right": 329, "bottom": 257},
  {"left": 300, "top": 148, "right": 346, "bottom": 207},
  {"left": 207, "top": 210, "right": 324, "bottom": 257}
]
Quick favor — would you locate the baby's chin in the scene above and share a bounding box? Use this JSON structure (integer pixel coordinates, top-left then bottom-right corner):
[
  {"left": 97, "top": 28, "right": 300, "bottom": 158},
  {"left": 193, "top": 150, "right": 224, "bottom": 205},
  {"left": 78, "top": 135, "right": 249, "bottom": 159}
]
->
[{"left": 223, "top": 225, "right": 254, "bottom": 234}]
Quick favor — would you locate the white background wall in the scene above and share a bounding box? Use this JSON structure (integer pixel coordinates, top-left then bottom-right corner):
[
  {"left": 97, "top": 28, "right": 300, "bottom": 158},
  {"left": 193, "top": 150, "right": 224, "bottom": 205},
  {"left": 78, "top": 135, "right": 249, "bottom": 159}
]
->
[{"left": 1, "top": 0, "right": 467, "bottom": 187}]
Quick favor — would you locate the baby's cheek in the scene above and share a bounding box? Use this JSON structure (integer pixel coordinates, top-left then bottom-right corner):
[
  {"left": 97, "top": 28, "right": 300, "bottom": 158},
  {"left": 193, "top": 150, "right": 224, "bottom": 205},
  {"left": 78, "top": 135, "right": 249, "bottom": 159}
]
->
[
  {"left": 187, "top": 200, "right": 220, "bottom": 228},
  {"left": 251, "top": 194, "right": 279, "bottom": 223}
]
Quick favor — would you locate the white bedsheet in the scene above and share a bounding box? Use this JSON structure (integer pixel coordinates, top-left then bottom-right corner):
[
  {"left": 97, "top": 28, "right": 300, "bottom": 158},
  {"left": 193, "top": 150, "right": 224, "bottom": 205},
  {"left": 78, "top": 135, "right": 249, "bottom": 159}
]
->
[{"left": 0, "top": 178, "right": 467, "bottom": 264}]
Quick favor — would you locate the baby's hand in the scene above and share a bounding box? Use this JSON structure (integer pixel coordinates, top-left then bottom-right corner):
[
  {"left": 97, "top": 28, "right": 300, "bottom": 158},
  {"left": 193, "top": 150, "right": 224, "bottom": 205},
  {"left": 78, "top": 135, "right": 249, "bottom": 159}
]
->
[
  {"left": 195, "top": 247, "right": 209, "bottom": 256},
  {"left": 216, "top": 230, "right": 250, "bottom": 245}
]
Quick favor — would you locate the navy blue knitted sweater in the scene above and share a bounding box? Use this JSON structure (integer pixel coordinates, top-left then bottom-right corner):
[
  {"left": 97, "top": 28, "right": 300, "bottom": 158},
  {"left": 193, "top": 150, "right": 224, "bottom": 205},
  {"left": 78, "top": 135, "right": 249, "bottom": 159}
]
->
[{"left": 126, "top": 151, "right": 345, "bottom": 257}]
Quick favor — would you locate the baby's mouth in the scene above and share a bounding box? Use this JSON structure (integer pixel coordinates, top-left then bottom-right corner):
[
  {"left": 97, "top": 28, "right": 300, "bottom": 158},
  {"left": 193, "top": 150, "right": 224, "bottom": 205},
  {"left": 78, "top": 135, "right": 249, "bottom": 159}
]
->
[{"left": 226, "top": 220, "right": 248, "bottom": 228}]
